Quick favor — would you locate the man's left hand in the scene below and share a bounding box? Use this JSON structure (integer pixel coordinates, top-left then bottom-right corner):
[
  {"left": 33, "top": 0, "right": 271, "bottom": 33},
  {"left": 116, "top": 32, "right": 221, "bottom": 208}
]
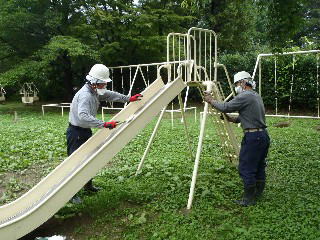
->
[
  {"left": 203, "top": 92, "right": 215, "bottom": 104},
  {"left": 130, "top": 93, "right": 143, "bottom": 102}
]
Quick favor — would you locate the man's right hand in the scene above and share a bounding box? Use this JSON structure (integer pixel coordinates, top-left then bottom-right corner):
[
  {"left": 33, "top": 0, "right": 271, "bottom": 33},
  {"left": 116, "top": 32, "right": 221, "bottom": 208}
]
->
[
  {"left": 104, "top": 121, "right": 118, "bottom": 129},
  {"left": 203, "top": 91, "right": 215, "bottom": 105},
  {"left": 129, "top": 94, "right": 143, "bottom": 102}
]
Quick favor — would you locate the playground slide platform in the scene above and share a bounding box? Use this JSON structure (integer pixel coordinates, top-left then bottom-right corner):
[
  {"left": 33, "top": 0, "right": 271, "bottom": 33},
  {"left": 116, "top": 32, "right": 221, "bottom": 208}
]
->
[{"left": 0, "top": 77, "right": 186, "bottom": 239}]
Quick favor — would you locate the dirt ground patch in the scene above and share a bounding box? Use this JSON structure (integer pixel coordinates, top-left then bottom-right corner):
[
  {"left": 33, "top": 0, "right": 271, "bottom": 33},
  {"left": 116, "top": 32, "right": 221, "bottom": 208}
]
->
[
  {"left": 19, "top": 212, "right": 92, "bottom": 240},
  {"left": 0, "top": 164, "right": 49, "bottom": 204},
  {"left": 19, "top": 200, "right": 142, "bottom": 240}
]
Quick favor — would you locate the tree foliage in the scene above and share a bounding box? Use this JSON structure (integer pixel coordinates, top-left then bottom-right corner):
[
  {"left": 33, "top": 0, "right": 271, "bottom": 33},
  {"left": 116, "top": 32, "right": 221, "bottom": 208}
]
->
[
  {"left": 181, "top": 0, "right": 256, "bottom": 52},
  {"left": 255, "top": 0, "right": 306, "bottom": 51},
  {"left": 0, "top": 0, "right": 319, "bottom": 101},
  {"left": 0, "top": 0, "right": 195, "bottom": 100}
]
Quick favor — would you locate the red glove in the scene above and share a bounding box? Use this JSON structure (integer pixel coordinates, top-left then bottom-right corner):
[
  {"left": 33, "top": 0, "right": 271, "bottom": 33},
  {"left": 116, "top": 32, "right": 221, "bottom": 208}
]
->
[
  {"left": 103, "top": 121, "right": 118, "bottom": 129},
  {"left": 129, "top": 94, "right": 143, "bottom": 102}
]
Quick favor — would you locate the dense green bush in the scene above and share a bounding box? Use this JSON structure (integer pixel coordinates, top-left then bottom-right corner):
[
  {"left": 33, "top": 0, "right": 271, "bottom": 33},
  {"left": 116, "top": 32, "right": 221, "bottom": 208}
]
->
[
  {"left": 218, "top": 50, "right": 320, "bottom": 114},
  {"left": 258, "top": 53, "right": 319, "bottom": 113}
]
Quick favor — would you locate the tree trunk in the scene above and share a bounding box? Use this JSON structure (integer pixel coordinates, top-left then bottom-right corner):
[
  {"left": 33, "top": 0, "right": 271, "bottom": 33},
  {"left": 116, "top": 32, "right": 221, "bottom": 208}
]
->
[{"left": 61, "top": 51, "right": 73, "bottom": 102}]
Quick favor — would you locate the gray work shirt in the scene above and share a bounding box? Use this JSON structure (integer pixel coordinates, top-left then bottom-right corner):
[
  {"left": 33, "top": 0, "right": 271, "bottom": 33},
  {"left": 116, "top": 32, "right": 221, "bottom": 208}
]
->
[
  {"left": 69, "top": 84, "right": 130, "bottom": 128},
  {"left": 212, "top": 90, "right": 267, "bottom": 130}
]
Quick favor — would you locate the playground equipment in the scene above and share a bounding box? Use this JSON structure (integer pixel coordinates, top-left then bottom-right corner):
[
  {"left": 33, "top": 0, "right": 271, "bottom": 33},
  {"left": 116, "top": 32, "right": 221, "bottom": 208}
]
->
[
  {"left": 135, "top": 27, "right": 239, "bottom": 210},
  {"left": 101, "top": 63, "right": 161, "bottom": 121},
  {"left": 42, "top": 103, "right": 71, "bottom": 116},
  {"left": 252, "top": 50, "right": 320, "bottom": 119},
  {"left": 0, "top": 85, "right": 6, "bottom": 102},
  {"left": 164, "top": 32, "right": 198, "bottom": 127},
  {"left": 0, "top": 27, "right": 240, "bottom": 238},
  {"left": 19, "top": 82, "right": 39, "bottom": 104},
  {"left": 102, "top": 35, "right": 198, "bottom": 125}
]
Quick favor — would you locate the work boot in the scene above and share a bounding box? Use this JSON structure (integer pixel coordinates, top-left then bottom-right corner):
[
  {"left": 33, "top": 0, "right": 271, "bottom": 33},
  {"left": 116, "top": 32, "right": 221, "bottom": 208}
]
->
[
  {"left": 255, "top": 180, "right": 265, "bottom": 199},
  {"left": 234, "top": 184, "right": 256, "bottom": 207},
  {"left": 84, "top": 179, "right": 100, "bottom": 193}
]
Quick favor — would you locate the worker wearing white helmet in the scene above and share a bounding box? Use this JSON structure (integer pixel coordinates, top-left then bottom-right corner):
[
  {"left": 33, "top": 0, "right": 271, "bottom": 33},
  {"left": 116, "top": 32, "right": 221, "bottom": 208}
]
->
[
  {"left": 67, "top": 64, "right": 143, "bottom": 203},
  {"left": 233, "top": 71, "right": 256, "bottom": 94},
  {"left": 204, "top": 71, "right": 270, "bottom": 207}
]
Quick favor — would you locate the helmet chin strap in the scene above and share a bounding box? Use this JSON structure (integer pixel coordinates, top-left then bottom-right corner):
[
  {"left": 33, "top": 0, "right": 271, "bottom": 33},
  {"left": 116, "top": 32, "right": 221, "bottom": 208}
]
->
[
  {"left": 85, "top": 75, "right": 108, "bottom": 95},
  {"left": 85, "top": 81, "right": 99, "bottom": 94}
]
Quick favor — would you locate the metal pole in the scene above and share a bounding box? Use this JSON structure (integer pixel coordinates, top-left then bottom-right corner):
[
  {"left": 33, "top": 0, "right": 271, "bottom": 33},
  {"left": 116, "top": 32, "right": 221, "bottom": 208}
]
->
[
  {"left": 171, "top": 102, "right": 174, "bottom": 128},
  {"left": 205, "top": 32, "right": 207, "bottom": 73},
  {"left": 252, "top": 56, "right": 260, "bottom": 81},
  {"left": 210, "top": 34, "right": 212, "bottom": 81},
  {"left": 178, "top": 93, "right": 194, "bottom": 160},
  {"left": 258, "top": 49, "right": 320, "bottom": 57},
  {"left": 217, "top": 64, "right": 235, "bottom": 97},
  {"left": 199, "top": 31, "right": 201, "bottom": 80},
  {"left": 252, "top": 50, "right": 320, "bottom": 81},
  {"left": 265, "top": 114, "right": 320, "bottom": 119},
  {"left": 111, "top": 69, "right": 114, "bottom": 91},
  {"left": 183, "top": 86, "right": 190, "bottom": 111},
  {"left": 193, "top": 31, "right": 197, "bottom": 82},
  {"left": 102, "top": 107, "right": 105, "bottom": 121},
  {"left": 288, "top": 55, "right": 295, "bottom": 116},
  {"left": 173, "top": 36, "right": 176, "bottom": 80},
  {"left": 259, "top": 59, "right": 262, "bottom": 96},
  {"left": 274, "top": 57, "right": 278, "bottom": 115},
  {"left": 187, "top": 81, "right": 213, "bottom": 209},
  {"left": 135, "top": 106, "right": 167, "bottom": 175},
  {"left": 127, "top": 66, "right": 139, "bottom": 96},
  {"left": 186, "top": 33, "right": 190, "bottom": 80},
  {"left": 317, "top": 54, "right": 319, "bottom": 117},
  {"left": 136, "top": 64, "right": 174, "bottom": 175},
  {"left": 139, "top": 67, "right": 148, "bottom": 88},
  {"left": 109, "top": 60, "right": 188, "bottom": 70},
  {"left": 125, "top": 66, "right": 140, "bottom": 107},
  {"left": 121, "top": 67, "right": 124, "bottom": 90},
  {"left": 129, "top": 67, "right": 132, "bottom": 92}
]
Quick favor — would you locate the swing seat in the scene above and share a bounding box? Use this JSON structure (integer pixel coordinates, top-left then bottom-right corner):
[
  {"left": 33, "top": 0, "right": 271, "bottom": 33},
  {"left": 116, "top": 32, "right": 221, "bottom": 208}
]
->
[{"left": 22, "top": 96, "right": 34, "bottom": 104}]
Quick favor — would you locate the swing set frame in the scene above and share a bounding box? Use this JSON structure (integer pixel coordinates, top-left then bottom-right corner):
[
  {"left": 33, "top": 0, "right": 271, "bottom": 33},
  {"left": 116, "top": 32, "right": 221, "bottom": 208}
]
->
[{"left": 252, "top": 49, "right": 320, "bottom": 119}]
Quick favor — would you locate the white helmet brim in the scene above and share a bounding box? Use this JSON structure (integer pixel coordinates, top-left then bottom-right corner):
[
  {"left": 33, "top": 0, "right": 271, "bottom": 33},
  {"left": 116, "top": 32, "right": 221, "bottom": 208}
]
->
[{"left": 86, "top": 75, "right": 112, "bottom": 84}]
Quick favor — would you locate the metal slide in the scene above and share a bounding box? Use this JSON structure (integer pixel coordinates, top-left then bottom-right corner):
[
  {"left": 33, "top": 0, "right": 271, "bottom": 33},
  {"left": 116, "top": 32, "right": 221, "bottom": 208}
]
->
[{"left": 0, "top": 77, "right": 186, "bottom": 239}]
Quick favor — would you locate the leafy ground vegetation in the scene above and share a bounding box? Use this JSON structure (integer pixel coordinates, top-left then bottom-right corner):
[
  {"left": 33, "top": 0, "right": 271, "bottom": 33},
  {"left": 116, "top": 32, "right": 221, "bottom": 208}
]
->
[{"left": 0, "top": 102, "right": 319, "bottom": 240}]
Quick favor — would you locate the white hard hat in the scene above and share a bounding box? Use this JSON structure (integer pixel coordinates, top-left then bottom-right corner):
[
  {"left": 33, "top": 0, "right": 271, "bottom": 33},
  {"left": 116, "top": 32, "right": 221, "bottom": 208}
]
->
[
  {"left": 234, "top": 71, "right": 252, "bottom": 84},
  {"left": 86, "top": 64, "right": 112, "bottom": 84},
  {"left": 234, "top": 71, "right": 256, "bottom": 89}
]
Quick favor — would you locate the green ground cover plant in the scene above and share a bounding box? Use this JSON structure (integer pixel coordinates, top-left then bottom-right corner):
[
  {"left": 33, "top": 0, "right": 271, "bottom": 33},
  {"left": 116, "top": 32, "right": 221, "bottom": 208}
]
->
[{"left": 0, "top": 102, "right": 319, "bottom": 240}]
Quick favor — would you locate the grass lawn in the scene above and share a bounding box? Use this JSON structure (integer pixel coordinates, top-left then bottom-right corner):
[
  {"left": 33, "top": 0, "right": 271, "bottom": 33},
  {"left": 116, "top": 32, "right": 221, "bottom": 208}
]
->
[{"left": 0, "top": 101, "right": 319, "bottom": 240}]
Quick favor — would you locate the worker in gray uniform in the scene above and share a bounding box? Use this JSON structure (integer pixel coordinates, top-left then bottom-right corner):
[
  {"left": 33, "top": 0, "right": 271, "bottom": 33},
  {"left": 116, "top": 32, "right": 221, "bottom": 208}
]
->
[
  {"left": 67, "top": 64, "right": 142, "bottom": 202},
  {"left": 204, "top": 71, "right": 270, "bottom": 206}
]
